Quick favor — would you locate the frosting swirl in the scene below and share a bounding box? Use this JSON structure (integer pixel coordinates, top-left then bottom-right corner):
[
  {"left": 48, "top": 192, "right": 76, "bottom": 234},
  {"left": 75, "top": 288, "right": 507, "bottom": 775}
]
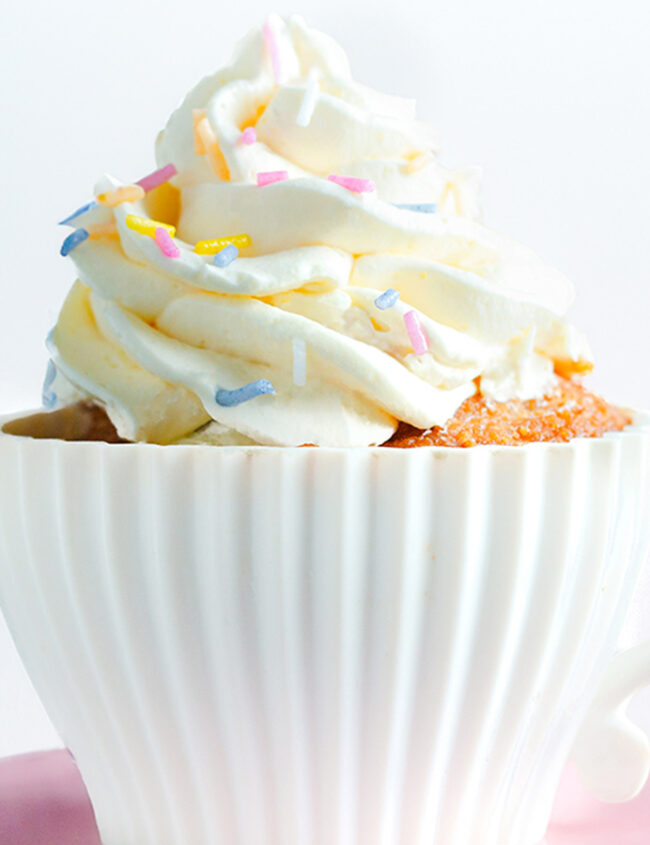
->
[{"left": 51, "top": 14, "right": 591, "bottom": 446}]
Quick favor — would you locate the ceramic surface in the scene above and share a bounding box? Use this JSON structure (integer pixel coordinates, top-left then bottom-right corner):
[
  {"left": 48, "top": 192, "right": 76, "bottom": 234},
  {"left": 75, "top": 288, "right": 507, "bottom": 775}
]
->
[{"left": 1, "top": 411, "right": 649, "bottom": 844}]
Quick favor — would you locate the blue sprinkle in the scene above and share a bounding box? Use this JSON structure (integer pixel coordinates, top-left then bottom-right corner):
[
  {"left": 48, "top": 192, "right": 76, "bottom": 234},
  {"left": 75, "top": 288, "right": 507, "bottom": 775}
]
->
[
  {"left": 374, "top": 288, "right": 400, "bottom": 310},
  {"left": 42, "top": 360, "right": 57, "bottom": 409},
  {"left": 213, "top": 244, "right": 238, "bottom": 267},
  {"left": 43, "top": 391, "right": 57, "bottom": 410},
  {"left": 59, "top": 200, "right": 97, "bottom": 226},
  {"left": 215, "top": 379, "right": 276, "bottom": 407},
  {"left": 393, "top": 202, "right": 438, "bottom": 214},
  {"left": 43, "top": 359, "right": 56, "bottom": 391},
  {"left": 61, "top": 228, "right": 89, "bottom": 257}
]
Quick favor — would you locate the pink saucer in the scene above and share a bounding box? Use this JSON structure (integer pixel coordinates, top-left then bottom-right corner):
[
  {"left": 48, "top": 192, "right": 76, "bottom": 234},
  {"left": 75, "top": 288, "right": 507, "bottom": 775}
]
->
[
  {"left": 0, "top": 750, "right": 648, "bottom": 844},
  {"left": 544, "top": 763, "right": 650, "bottom": 844},
  {"left": 0, "top": 750, "right": 100, "bottom": 845}
]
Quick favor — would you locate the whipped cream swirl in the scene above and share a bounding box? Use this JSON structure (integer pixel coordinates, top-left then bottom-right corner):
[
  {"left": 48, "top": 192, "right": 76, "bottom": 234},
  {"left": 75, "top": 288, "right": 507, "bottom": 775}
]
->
[{"left": 51, "top": 14, "right": 591, "bottom": 446}]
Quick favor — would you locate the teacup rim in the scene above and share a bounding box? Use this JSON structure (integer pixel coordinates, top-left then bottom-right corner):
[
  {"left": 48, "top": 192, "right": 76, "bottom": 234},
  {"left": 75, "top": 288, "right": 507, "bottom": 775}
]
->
[{"left": 0, "top": 405, "right": 648, "bottom": 456}]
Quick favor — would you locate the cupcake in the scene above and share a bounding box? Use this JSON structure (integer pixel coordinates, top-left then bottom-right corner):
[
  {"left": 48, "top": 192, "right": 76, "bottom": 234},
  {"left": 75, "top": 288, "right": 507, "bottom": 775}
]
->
[{"left": 1, "top": 15, "right": 649, "bottom": 845}]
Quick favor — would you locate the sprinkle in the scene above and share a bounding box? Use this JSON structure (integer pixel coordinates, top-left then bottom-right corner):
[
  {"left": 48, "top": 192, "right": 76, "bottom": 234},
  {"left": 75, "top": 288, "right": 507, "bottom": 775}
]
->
[
  {"left": 393, "top": 202, "right": 438, "bottom": 214},
  {"left": 257, "top": 170, "right": 289, "bottom": 187},
  {"left": 296, "top": 71, "right": 319, "bottom": 127},
  {"left": 126, "top": 214, "right": 176, "bottom": 238},
  {"left": 43, "top": 359, "right": 56, "bottom": 391},
  {"left": 87, "top": 221, "right": 119, "bottom": 239},
  {"left": 374, "top": 288, "right": 400, "bottom": 310},
  {"left": 328, "top": 174, "right": 375, "bottom": 194},
  {"left": 213, "top": 244, "right": 238, "bottom": 267},
  {"left": 59, "top": 200, "right": 97, "bottom": 226},
  {"left": 405, "top": 153, "right": 433, "bottom": 174},
  {"left": 215, "top": 379, "right": 276, "bottom": 407},
  {"left": 96, "top": 185, "right": 145, "bottom": 207},
  {"left": 60, "top": 228, "right": 89, "bottom": 256},
  {"left": 42, "top": 360, "right": 57, "bottom": 409},
  {"left": 136, "top": 163, "right": 178, "bottom": 193},
  {"left": 192, "top": 109, "right": 207, "bottom": 154},
  {"left": 292, "top": 338, "right": 306, "bottom": 387},
  {"left": 522, "top": 325, "right": 537, "bottom": 357},
  {"left": 240, "top": 127, "right": 257, "bottom": 145},
  {"left": 155, "top": 227, "right": 181, "bottom": 258},
  {"left": 404, "top": 310, "right": 429, "bottom": 355},
  {"left": 195, "top": 115, "right": 230, "bottom": 179},
  {"left": 263, "top": 18, "right": 284, "bottom": 84},
  {"left": 195, "top": 234, "right": 251, "bottom": 254},
  {"left": 43, "top": 391, "right": 57, "bottom": 410}
]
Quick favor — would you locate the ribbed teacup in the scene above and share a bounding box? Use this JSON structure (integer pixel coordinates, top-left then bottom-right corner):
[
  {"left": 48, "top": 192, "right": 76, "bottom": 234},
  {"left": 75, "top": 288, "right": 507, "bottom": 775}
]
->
[{"left": 0, "top": 409, "right": 649, "bottom": 845}]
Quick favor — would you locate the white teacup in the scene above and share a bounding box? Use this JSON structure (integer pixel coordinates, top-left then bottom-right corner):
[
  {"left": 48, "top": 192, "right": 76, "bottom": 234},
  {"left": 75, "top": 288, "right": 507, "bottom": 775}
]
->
[{"left": 0, "top": 406, "right": 649, "bottom": 845}]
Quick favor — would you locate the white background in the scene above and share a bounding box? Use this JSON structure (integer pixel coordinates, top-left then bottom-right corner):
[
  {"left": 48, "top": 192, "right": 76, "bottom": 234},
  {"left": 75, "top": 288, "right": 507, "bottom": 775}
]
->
[{"left": 0, "top": 0, "right": 649, "bottom": 757}]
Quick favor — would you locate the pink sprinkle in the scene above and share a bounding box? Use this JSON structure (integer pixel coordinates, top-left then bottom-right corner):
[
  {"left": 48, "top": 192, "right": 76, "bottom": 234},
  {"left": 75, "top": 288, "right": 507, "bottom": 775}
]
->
[
  {"left": 327, "top": 174, "right": 376, "bottom": 194},
  {"left": 257, "top": 170, "right": 289, "bottom": 187},
  {"left": 154, "top": 227, "right": 180, "bottom": 259},
  {"left": 263, "top": 19, "right": 284, "bottom": 84},
  {"left": 241, "top": 127, "right": 257, "bottom": 145},
  {"left": 404, "top": 310, "right": 429, "bottom": 355},
  {"left": 135, "top": 163, "right": 178, "bottom": 193}
]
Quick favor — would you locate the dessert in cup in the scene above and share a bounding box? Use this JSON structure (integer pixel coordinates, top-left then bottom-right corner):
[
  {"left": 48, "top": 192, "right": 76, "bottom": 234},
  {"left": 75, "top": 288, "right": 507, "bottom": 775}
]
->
[{"left": 1, "top": 14, "right": 649, "bottom": 845}]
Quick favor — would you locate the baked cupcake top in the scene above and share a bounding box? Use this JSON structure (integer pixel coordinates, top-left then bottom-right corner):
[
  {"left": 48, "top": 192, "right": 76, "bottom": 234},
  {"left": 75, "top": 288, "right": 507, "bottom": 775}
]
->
[{"left": 51, "top": 14, "right": 592, "bottom": 446}]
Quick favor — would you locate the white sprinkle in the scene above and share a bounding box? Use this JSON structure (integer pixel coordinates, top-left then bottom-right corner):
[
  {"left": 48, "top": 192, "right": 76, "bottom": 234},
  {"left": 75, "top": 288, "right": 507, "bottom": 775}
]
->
[
  {"left": 296, "top": 71, "right": 319, "bottom": 128},
  {"left": 523, "top": 325, "right": 537, "bottom": 357},
  {"left": 566, "top": 328, "right": 580, "bottom": 362},
  {"left": 292, "top": 338, "right": 307, "bottom": 386}
]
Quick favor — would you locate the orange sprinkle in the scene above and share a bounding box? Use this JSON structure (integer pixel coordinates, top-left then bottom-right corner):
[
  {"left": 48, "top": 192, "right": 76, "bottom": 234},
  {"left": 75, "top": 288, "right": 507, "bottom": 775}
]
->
[
  {"left": 87, "top": 221, "right": 119, "bottom": 239},
  {"left": 192, "top": 109, "right": 207, "bottom": 155},
  {"left": 96, "top": 185, "right": 145, "bottom": 206},
  {"left": 195, "top": 117, "right": 230, "bottom": 180},
  {"left": 554, "top": 357, "right": 594, "bottom": 378}
]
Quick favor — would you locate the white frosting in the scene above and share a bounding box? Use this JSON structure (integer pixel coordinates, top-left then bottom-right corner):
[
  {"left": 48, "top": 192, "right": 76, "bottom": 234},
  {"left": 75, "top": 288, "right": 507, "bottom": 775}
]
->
[{"left": 52, "top": 14, "right": 592, "bottom": 446}]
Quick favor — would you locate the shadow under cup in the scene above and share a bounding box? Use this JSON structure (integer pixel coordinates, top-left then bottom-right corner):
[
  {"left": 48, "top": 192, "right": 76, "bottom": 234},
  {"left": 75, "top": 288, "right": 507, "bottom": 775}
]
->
[{"left": 0, "top": 405, "right": 649, "bottom": 845}]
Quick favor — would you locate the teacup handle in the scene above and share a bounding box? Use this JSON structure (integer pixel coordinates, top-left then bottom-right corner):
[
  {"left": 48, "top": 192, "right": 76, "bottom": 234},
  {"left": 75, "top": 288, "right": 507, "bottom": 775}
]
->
[{"left": 572, "top": 642, "right": 650, "bottom": 802}]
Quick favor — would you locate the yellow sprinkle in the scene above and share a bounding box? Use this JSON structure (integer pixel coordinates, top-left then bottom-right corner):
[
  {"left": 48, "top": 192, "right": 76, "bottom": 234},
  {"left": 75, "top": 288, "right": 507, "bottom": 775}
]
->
[
  {"left": 125, "top": 214, "right": 176, "bottom": 238},
  {"left": 87, "top": 221, "right": 119, "bottom": 239},
  {"left": 404, "top": 152, "right": 432, "bottom": 174},
  {"left": 370, "top": 316, "right": 390, "bottom": 333},
  {"left": 438, "top": 181, "right": 463, "bottom": 216},
  {"left": 192, "top": 109, "right": 207, "bottom": 155},
  {"left": 194, "top": 234, "right": 251, "bottom": 254},
  {"left": 96, "top": 185, "right": 145, "bottom": 206}
]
